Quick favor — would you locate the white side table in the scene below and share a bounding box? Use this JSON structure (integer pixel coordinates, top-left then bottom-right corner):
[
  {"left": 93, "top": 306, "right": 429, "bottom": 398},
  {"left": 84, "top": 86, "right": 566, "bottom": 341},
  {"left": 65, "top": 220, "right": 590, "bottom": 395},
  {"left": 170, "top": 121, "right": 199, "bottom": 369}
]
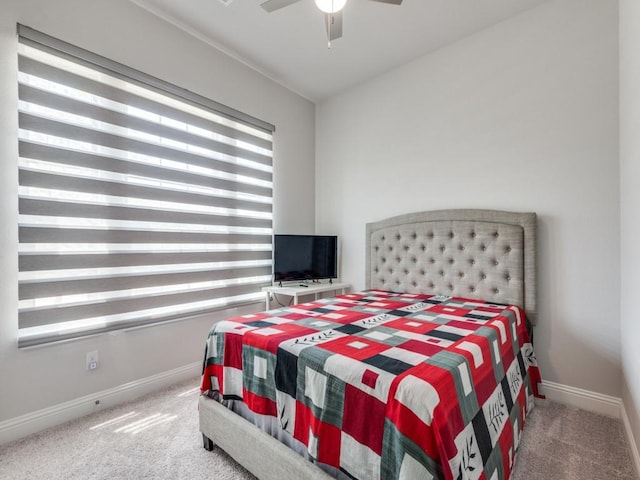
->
[{"left": 262, "top": 282, "right": 351, "bottom": 309}]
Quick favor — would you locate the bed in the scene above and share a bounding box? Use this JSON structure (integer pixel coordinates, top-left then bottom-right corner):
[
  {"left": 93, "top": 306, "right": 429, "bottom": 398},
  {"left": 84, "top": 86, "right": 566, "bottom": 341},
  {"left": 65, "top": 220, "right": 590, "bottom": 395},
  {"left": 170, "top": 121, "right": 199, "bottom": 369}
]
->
[{"left": 199, "top": 209, "right": 542, "bottom": 480}]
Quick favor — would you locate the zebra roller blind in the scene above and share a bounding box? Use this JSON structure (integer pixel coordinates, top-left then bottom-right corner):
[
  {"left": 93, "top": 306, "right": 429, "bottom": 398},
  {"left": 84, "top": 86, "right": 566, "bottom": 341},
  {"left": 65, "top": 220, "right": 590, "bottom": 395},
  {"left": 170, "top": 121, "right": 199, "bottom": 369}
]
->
[{"left": 17, "top": 25, "right": 274, "bottom": 347}]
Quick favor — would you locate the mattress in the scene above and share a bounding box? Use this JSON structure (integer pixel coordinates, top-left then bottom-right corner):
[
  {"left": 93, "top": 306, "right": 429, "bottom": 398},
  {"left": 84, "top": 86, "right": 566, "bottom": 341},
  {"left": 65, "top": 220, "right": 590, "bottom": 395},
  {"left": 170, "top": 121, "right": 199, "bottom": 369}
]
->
[{"left": 200, "top": 289, "right": 542, "bottom": 480}]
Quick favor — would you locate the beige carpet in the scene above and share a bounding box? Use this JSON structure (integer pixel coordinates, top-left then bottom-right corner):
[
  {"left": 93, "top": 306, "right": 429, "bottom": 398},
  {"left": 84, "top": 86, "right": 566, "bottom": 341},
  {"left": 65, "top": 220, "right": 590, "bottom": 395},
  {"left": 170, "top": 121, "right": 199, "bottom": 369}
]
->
[
  {"left": 511, "top": 398, "right": 637, "bottom": 480},
  {"left": 0, "top": 378, "right": 253, "bottom": 480},
  {"left": 0, "top": 377, "right": 636, "bottom": 480}
]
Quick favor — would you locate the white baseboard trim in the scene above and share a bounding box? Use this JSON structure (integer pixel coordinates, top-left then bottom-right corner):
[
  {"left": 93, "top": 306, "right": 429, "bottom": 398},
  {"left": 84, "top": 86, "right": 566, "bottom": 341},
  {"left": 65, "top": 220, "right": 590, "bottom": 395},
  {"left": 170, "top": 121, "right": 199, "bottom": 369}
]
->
[
  {"left": 540, "top": 380, "right": 622, "bottom": 418},
  {"left": 621, "top": 402, "right": 640, "bottom": 479},
  {"left": 0, "top": 361, "right": 200, "bottom": 446}
]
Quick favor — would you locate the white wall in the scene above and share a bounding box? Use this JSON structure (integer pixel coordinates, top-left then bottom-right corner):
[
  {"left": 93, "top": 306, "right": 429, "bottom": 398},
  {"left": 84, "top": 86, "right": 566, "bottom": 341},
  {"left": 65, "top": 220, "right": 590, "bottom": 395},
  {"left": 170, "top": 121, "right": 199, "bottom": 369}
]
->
[
  {"left": 0, "top": 0, "right": 315, "bottom": 424},
  {"left": 620, "top": 0, "right": 640, "bottom": 459},
  {"left": 316, "top": 0, "right": 621, "bottom": 397}
]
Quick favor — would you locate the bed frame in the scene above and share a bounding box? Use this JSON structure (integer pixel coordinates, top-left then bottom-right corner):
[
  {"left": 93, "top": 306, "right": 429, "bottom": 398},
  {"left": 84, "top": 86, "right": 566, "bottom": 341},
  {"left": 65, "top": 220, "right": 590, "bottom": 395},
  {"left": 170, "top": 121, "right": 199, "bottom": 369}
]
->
[{"left": 199, "top": 209, "right": 537, "bottom": 480}]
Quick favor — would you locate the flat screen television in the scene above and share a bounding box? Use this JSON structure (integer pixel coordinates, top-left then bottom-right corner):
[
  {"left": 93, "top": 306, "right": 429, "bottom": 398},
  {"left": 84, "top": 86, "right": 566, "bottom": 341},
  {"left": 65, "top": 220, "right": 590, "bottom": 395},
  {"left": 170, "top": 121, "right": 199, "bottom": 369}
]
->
[{"left": 273, "top": 234, "right": 338, "bottom": 283}]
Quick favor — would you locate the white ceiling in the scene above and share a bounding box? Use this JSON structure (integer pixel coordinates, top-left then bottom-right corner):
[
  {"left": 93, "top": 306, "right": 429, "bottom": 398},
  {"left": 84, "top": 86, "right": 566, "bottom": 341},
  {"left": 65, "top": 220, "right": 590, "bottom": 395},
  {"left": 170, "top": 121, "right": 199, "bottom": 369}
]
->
[{"left": 131, "top": 0, "right": 549, "bottom": 102}]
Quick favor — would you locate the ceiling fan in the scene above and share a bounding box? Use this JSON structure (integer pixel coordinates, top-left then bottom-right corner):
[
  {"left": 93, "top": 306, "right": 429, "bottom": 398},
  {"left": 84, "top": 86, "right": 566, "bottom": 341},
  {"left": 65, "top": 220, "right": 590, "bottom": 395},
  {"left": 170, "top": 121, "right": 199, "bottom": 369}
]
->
[{"left": 260, "top": 0, "right": 403, "bottom": 47}]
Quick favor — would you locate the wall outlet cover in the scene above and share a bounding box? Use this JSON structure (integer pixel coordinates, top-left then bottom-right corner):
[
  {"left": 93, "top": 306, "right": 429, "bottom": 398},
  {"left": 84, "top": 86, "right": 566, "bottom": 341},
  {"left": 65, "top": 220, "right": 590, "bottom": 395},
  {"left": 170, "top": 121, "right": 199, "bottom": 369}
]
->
[{"left": 86, "top": 351, "right": 99, "bottom": 371}]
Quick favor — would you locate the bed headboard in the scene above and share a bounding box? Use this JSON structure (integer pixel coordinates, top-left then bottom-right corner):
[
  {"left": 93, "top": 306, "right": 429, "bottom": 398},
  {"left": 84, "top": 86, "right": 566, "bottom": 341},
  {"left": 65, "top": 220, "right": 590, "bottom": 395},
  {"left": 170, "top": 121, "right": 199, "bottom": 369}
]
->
[{"left": 365, "top": 209, "right": 537, "bottom": 324}]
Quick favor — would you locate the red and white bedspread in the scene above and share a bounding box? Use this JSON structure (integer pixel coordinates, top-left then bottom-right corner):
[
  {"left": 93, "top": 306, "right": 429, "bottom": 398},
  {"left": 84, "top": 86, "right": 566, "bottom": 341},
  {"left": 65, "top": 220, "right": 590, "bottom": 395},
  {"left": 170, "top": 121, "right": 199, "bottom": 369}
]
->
[{"left": 200, "top": 290, "right": 542, "bottom": 480}]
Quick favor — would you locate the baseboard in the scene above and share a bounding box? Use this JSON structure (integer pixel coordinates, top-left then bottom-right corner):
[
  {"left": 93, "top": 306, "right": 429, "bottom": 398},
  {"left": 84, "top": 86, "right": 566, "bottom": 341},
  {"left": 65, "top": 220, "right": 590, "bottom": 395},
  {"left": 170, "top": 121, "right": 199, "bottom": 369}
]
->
[
  {"left": 0, "top": 361, "right": 200, "bottom": 446},
  {"left": 540, "top": 380, "right": 622, "bottom": 418},
  {"left": 621, "top": 402, "right": 640, "bottom": 479}
]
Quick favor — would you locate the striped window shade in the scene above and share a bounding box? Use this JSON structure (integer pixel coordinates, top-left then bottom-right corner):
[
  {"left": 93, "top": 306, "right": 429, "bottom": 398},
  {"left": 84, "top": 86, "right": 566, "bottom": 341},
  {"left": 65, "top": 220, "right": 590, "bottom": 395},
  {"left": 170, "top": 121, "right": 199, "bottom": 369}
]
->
[{"left": 17, "top": 25, "right": 274, "bottom": 347}]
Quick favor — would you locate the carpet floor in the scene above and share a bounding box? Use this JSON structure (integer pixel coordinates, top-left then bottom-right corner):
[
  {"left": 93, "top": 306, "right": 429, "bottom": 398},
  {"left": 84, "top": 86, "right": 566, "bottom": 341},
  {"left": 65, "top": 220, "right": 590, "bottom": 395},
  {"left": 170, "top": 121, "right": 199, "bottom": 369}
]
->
[{"left": 0, "top": 377, "right": 636, "bottom": 480}]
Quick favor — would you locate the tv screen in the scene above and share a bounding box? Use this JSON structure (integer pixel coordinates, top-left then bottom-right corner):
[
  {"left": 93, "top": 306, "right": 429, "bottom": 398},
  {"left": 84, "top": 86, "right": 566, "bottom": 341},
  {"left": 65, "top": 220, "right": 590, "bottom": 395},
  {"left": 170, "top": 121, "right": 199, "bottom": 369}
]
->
[{"left": 273, "top": 235, "right": 337, "bottom": 282}]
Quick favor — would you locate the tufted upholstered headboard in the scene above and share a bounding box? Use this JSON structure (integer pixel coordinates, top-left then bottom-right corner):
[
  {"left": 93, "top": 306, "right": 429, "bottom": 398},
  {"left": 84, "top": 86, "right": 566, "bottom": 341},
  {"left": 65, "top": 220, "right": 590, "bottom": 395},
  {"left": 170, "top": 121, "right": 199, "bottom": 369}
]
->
[{"left": 365, "top": 209, "right": 537, "bottom": 324}]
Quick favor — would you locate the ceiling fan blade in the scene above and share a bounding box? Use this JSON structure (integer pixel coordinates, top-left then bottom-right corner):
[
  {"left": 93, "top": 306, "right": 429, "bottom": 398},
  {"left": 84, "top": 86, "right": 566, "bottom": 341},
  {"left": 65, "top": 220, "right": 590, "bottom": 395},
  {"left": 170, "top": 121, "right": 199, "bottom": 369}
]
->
[
  {"left": 324, "top": 11, "right": 343, "bottom": 41},
  {"left": 369, "top": 0, "right": 403, "bottom": 4},
  {"left": 260, "top": 0, "right": 302, "bottom": 13}
]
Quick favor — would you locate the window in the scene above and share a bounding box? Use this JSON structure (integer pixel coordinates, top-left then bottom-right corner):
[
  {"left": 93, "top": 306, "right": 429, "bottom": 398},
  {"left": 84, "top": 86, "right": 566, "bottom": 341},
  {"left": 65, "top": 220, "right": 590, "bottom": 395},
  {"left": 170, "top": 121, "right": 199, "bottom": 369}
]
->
[{"left": 17, "top": 25, "right": 274, "bottom": 347}]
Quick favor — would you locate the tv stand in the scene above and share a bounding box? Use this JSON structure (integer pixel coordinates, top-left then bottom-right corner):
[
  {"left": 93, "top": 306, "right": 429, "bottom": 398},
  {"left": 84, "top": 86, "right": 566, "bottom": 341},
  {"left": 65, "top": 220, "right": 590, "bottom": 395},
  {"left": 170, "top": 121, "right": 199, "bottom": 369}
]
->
[{"left": 262, "top": 282, "right": 350, "bottom": 309}]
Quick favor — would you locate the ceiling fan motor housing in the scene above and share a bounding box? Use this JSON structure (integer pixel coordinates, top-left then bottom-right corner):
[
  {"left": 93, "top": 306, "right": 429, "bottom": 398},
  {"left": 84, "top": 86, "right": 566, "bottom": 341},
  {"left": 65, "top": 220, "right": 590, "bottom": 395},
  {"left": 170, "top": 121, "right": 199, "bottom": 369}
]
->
[{"left": 260, "top": 0, "right": 403, "bottom": 42}]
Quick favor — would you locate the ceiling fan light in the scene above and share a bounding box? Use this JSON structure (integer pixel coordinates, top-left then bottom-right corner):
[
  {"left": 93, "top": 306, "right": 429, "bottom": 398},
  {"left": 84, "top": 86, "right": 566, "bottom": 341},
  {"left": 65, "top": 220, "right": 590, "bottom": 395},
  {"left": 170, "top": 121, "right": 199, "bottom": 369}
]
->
[{"left": 314, "top": 0, "right": 347, "bottom": 14}]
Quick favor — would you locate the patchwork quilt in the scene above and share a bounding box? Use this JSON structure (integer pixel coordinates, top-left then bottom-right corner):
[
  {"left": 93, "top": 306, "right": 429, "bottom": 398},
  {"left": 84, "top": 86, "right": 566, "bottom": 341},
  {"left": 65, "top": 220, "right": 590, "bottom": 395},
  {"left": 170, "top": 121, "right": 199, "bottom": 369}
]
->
[{"left": 201, "top": 290, "right": 542, "bottom": 480}]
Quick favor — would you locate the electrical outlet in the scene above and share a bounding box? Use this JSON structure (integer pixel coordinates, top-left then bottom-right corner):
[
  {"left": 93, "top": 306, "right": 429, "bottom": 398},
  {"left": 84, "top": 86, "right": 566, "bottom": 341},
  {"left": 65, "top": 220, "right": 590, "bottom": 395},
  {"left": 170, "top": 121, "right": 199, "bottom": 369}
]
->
[{"left": 86, "top": 350, "right": 99, "bottom": 371}]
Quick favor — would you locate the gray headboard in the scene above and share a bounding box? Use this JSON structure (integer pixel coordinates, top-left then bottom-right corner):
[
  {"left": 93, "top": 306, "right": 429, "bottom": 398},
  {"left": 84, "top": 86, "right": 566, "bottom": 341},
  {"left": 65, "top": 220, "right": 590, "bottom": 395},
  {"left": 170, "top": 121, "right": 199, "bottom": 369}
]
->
[{"left": 365, "top": 209, "right": 537, "bottom": 324}]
